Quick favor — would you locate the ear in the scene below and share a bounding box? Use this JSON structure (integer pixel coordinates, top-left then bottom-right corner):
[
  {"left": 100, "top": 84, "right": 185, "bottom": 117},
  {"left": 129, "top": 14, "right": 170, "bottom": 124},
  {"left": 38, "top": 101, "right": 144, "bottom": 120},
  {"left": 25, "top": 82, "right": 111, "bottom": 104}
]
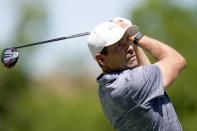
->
[{"left": 95, "top": 54, "right": 105, "bottom": 67}]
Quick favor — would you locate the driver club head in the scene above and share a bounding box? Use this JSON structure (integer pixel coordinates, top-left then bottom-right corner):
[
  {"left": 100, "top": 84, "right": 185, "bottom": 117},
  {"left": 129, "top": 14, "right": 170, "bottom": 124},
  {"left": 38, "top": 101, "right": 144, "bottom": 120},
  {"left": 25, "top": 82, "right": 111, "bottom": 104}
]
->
[
  {"left": 0, "top": 32, "right": 89, "bottom": 69},
  {"left": 1, "top": 48, "right": 19, "bottom": 68}
]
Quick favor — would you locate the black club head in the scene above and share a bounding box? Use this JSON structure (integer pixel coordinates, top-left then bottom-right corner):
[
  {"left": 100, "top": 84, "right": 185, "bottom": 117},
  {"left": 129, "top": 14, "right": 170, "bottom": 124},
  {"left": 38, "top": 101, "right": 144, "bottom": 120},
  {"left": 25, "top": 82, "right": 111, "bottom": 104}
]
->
[
  {"left": 1, "top": 48, "right": 19, "bottom": 68},
  {"left": 0, "top": 32, "right": 89, "bottom": 69}
]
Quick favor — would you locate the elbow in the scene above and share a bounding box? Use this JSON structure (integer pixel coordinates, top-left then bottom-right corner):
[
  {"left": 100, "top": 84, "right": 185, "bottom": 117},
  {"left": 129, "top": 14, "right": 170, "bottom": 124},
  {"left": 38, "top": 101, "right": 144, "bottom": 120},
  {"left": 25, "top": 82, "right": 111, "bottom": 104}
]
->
[
  {"left": 179, "top": 56, "right": 187, "bottom": 70},
  {"left": 182, "top": 57, "right": 187, "bottom": 68}
]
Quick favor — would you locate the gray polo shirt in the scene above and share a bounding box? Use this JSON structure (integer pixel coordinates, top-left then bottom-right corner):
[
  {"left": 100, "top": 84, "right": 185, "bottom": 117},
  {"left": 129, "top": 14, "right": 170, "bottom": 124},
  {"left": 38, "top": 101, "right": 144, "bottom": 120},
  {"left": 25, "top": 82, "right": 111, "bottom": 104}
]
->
[{"left": 97, "top": 64, "right": 182, "bottom": 131}]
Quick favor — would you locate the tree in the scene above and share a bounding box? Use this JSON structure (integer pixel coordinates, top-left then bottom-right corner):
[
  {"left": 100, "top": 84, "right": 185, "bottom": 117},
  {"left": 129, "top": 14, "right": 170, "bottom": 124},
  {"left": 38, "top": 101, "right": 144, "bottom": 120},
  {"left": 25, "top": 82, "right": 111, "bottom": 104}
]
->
[{"left": 0, "top": 1, "right": 48, "bottom": 130}]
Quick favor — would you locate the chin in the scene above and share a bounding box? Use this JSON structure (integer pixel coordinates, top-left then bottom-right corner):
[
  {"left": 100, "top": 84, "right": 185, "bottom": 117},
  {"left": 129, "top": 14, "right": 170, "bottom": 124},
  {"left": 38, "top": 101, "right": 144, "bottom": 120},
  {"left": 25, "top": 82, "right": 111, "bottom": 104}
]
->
[{"left": 127, "top": 59, "right": 138, "bottom": 69}]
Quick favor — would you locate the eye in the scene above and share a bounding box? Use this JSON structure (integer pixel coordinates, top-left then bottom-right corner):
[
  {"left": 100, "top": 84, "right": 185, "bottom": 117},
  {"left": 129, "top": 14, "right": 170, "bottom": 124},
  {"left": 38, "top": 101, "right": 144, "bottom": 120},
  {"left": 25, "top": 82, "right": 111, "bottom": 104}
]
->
[
  {"left": 113, "top": 42, "right": 121, "bottom": 51},
  {"left": 116, "top": 43, "right": 121, "bottom": 49},
  {"left": 126, "top": 38, "right": 131, "bottom": 45},
  {"left": 116, "top": 43, "right": 121, "bottom": 47}
]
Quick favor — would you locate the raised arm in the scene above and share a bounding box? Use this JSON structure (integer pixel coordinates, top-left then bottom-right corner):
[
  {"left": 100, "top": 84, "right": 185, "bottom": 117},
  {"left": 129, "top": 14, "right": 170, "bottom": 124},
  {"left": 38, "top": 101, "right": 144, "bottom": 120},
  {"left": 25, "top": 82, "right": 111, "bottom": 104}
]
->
[
  {"left": 131, "top": 35, "right": 187, "bottom": 89},
  {"left": 113, "top": 18, "right": 151, "bottom": 66},
  {"left": 133, "top": 45, "right": 151, "bottom": 66}
]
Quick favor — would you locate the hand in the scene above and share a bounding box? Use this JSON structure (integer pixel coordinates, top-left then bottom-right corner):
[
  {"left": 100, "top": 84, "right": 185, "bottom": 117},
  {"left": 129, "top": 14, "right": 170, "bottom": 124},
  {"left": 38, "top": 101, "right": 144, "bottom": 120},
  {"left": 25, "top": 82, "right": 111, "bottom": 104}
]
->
[
  {"left": 128, "top": 35, "right": 135, "bottom": 44},
  {"left": 114, "top": 20, "right": 130, "bottom": 28},
  {"left": 112, "top": 17, "right": 132, "bottom": 28}
]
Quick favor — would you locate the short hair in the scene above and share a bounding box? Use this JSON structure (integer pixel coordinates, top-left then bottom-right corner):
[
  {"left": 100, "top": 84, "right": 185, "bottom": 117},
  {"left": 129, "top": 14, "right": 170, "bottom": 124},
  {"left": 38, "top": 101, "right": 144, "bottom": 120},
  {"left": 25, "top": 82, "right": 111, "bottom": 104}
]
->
[
  {"left": 100, "top": 47, "right": 108, "bottom": 55},
  {"left": 98, "top": 47, "right": 108, "bottom": 67}
]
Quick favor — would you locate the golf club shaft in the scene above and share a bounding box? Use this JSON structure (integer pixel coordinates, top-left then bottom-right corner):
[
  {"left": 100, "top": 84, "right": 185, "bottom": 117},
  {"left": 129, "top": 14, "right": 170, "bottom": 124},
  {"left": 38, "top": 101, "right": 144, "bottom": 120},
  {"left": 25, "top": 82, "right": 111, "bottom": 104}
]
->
[{"left": 13, "top": 32, "right": 90, "bottom": 49}]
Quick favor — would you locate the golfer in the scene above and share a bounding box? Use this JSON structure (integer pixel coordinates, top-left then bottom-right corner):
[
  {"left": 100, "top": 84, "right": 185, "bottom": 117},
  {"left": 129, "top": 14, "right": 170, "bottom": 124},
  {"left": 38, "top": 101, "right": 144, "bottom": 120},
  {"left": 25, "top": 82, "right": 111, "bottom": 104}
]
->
[{"left": 87, "top": 17, "right": 187, "bottom": 131}]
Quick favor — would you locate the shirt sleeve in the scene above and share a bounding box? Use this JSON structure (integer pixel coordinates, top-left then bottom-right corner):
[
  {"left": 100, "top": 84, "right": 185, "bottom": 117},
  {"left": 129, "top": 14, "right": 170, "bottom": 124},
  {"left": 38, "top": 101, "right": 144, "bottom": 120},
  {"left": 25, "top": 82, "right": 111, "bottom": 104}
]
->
[{"left": 127, "top": 64, "right": 164, "bottom": 107}]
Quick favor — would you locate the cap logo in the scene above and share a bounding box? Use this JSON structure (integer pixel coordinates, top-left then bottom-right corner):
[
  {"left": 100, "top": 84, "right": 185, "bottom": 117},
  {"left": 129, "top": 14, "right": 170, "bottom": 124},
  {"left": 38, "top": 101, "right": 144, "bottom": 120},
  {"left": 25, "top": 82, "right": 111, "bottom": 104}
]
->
[{"left": 108, "top": 24, "right": 116, "bottom": 30}]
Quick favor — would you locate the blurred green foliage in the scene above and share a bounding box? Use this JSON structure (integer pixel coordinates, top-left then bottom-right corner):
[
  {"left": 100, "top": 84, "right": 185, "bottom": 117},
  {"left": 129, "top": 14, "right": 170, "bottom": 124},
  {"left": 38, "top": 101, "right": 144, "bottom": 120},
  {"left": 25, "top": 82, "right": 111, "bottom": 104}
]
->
[
  {"left": 0, "top": 0, "right": 197, "bottom": 131},
  {"left": 131, "top": 0, "right": 197, "bottom": 130},
  {"left": 0, "top": 81, "right": 113, "bottom": 131},
  {"left": 0, "top": 1, "right": 113, "bottom": 131}
]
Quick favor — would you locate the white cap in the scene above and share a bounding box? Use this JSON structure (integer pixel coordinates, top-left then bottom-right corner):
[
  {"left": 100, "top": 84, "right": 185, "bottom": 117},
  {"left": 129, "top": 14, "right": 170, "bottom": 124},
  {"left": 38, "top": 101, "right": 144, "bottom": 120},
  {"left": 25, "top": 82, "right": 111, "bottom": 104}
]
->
[
  {"left": 87, "top": 17, "right": 136, "bottom": 59},
  {"left": 113, "top": 17, "right": 132, "bottom": 26}
]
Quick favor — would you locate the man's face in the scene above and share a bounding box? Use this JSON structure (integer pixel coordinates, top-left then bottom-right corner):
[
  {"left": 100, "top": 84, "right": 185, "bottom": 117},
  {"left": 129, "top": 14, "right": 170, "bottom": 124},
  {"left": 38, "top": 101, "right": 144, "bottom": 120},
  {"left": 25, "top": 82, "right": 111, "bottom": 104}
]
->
[{"left": 97, "top": 34, "right": 138, "bottom": 73}]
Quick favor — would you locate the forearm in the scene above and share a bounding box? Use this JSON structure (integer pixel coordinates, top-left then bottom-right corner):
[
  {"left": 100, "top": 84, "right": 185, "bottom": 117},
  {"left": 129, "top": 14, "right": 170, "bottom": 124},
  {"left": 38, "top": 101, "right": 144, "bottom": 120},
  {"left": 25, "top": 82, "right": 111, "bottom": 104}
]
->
[
  {"left": 138, "top": 35, "right": 187, "bottom": 87},
  {"left": 138, "top": 36, "right": 184, "bottom": 61},
  {"left": 133, "top": 45, "right": 151, "bottom": 66}
]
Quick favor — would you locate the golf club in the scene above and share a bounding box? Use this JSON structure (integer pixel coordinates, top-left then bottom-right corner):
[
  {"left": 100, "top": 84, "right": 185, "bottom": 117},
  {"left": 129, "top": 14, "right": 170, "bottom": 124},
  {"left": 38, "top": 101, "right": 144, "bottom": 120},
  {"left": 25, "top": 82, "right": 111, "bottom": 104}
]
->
[{"left": 1, "top": 32, "right": 90, "bottom": 68}]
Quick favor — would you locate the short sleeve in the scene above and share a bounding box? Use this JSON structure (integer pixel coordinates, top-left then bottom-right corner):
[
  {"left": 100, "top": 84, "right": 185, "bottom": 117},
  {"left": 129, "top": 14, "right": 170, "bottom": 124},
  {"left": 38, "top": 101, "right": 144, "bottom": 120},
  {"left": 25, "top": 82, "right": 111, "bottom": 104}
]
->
[{"left": 127, "top": 64, "right": 164, "bottom": 107}]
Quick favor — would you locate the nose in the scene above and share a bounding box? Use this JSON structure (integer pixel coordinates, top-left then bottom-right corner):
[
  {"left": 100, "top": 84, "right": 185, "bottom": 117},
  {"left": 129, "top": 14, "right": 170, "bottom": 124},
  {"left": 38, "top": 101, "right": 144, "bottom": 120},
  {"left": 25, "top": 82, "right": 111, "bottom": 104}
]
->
[{"left": 127, "top": 43, "right": 134, "bottom": 54}]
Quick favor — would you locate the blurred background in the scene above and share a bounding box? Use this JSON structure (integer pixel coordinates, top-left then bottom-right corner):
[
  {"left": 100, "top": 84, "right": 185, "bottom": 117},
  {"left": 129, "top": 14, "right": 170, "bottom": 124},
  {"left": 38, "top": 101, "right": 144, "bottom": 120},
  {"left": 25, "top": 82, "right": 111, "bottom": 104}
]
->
[{"left": 0, "top": 0, "right": 196, "bottom": 130}]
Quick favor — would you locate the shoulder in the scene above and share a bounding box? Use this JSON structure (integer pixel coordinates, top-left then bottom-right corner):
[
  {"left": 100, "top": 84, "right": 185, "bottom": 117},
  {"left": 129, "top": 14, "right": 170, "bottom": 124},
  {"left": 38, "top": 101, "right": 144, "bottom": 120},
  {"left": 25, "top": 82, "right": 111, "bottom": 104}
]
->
[
  {"left": 98, "top": 64, "right": 162, "bottom": 90},
  {"left": 120, "top": 64, "right": 163, "bottom": 91},
  {"left": 123, "top": 64, "right": 161, "bottom": 80}
]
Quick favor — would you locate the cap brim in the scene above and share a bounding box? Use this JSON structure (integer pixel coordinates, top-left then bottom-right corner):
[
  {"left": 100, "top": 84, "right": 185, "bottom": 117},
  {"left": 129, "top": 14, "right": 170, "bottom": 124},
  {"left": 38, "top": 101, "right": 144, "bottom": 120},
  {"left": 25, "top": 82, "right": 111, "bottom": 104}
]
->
[
  {"left": 126, "top": 25, "right": 139, "bottom": 36},
  {"left": 104, "top": 25, "right": 139, "bottom": 47}
]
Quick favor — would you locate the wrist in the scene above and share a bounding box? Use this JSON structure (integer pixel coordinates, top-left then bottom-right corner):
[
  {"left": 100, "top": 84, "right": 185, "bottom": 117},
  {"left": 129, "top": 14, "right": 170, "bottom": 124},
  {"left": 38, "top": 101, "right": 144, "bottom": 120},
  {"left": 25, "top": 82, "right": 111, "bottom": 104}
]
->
[
  {"left": 133, "top": 32, "right": 144, "bottom": 46},
  {"left": 129, "top": 32, "right": 144, "bottom": 46},
  {"left": 126, "top": 25, "right": 144, "bottom": 46}
]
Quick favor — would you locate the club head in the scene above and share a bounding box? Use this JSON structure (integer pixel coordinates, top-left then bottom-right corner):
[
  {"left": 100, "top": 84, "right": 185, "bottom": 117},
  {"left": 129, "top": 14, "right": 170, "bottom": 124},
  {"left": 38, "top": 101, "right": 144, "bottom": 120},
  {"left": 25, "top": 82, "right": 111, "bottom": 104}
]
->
[{"left": 1, "top": 48, "right": 19, "bottom": 68}]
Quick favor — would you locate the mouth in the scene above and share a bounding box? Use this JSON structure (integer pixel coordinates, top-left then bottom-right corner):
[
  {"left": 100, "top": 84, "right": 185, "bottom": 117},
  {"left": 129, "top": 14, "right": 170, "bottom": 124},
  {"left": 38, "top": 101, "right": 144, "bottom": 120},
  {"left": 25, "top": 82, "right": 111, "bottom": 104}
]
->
[{"left": 127, "top": 54, "right": 136, "bottom": 62}]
